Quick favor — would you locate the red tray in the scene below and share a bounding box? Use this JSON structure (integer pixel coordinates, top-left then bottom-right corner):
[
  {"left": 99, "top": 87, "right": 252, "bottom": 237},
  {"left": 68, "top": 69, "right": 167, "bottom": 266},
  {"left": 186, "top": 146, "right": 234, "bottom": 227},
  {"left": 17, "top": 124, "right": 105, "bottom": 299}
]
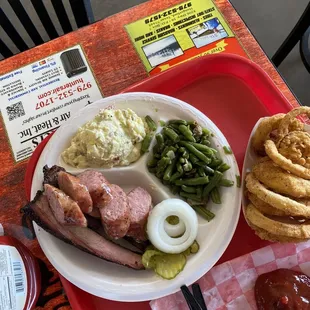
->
[{"left": 25, "top": 54, "right": 296, "bottom": 310}]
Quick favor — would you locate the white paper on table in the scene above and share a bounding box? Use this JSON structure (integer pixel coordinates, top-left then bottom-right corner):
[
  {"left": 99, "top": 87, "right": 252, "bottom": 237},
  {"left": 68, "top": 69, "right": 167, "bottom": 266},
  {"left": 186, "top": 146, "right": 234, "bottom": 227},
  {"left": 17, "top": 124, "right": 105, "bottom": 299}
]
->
[
  {"left": 0, "top": 44, "right": 103, "bottom": 163},
  {"left": 150, "top": 241, "right": 310, "bottom": 310}
]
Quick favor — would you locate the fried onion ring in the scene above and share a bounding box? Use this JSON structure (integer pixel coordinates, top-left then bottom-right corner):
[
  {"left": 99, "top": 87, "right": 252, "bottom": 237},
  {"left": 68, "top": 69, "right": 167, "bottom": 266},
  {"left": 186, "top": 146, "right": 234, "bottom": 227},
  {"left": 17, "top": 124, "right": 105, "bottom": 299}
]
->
[
  {"left": 278, "top": 131, "right": 310, "bottom": 168},
  {"left": 251, "top": 114, "right": 285, "bottom": 155},
  {"left": 245, "top": 204, "right": 310, "bottom": 239},
  {"left": 252, "top": 160, "right": 310, "bottom": 198},
  {"left": 247, "top": 192, "right": 287, "bottom": 216},
  {"left": 277, "top": 106, "right": 309, "bottom": 138},
  {"left": 245, "top": 173, "right": 310, "bottom": 217},
  {"left": 247, "top": 221, "right": 308, "bottom": 243},
  {"left": 265, "top": 139, "right": 310, "bottom": 179}
]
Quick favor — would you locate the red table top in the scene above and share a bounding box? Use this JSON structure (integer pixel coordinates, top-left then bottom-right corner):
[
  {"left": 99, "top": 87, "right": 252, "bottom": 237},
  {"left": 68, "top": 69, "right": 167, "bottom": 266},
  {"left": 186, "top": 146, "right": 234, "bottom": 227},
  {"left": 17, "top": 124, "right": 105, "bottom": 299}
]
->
[{"left": 0, "top": 0, "right": 300, "bottom": 309}]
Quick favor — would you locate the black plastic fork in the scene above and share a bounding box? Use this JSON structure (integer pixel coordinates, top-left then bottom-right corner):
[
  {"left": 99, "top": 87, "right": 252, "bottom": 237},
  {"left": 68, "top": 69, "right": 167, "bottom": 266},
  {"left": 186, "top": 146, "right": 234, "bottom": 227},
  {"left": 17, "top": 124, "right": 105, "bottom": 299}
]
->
[{"left": 181, "top": 283, "right": 207, "bottom": 310}]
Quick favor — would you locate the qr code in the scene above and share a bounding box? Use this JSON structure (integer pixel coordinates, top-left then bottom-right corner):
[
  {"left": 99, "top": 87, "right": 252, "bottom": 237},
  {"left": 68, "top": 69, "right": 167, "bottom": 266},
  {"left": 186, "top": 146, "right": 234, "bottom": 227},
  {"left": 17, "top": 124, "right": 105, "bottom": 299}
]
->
[{"left": 6, "top": 101, "right": 25, "bottom": 121}]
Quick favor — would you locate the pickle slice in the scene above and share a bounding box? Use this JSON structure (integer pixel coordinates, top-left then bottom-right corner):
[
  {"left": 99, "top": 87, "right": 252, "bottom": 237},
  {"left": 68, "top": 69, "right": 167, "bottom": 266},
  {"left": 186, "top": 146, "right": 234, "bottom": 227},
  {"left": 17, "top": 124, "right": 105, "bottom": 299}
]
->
[
  {"left": 142, "top": 249, "right": 164, "bottom": 269},
  {"left": 190, "top": 240, "right": 200, "bottom": 254},
  {"left": 154, "top": 254, "right": 186, "bottom": 280},
  {"left": 182, "top": 248, "right": 191, "bottom": 256}
]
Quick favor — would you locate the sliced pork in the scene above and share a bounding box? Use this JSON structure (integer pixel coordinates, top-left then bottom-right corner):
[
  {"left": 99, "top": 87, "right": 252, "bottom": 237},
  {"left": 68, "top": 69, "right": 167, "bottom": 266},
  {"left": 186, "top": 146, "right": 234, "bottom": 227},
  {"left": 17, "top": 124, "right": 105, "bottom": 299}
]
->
[
  {"left": 78, "top": 170, "right": 112, "bottom": 207},
  {"left": 44, "top": 184, "right": 87, "bottom": 227},
  {"left": 58, "top": 171, "right": 93, "bottom": 214},
  {"left": 22, "top": 191, "right": 143, "bottom": 270},
  {"left": 99, "top": 184, "right": 130, "bottom": 239},
  {"left": 126, "top": 187, "right": 152, "bottom": 241}
]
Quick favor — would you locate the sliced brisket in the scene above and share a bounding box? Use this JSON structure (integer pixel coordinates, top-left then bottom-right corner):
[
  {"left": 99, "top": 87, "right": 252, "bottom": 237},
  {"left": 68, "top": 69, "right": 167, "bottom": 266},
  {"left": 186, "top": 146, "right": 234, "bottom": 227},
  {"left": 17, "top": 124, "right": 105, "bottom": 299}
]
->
[{"left": 22, "top": 191, "right": 143, "bottom": 269}]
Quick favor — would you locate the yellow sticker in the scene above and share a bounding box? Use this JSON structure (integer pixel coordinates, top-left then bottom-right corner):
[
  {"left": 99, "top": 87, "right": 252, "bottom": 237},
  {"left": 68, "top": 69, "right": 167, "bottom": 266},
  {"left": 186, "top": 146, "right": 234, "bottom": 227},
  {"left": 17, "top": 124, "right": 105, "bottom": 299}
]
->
[{"left": 125, "top": 0, "right": 247, "bottom": 75}]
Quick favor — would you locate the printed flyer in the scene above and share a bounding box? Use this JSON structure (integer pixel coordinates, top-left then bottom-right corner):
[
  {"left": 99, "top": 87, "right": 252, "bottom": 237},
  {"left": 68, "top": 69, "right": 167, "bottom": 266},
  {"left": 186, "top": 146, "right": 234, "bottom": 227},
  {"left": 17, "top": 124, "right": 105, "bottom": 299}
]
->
[
  {"left": 125, "top": 0, "right": 247, "bottom": 75},
  {"left": 0, "top": 45, "right": 103, "bottom": 163}
]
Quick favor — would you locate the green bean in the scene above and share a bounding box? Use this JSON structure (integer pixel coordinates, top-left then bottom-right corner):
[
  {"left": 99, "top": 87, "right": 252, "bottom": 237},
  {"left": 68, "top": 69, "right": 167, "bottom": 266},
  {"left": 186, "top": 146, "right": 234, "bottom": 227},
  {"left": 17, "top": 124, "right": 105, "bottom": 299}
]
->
[
  {"left": 183, "top": 160, "right": 192, "bottom": 172},
  {"left": 203, "top": 166, "right": 214, "bottom": 175},
  {"left": 168, "top": 124, "right": 181, "bottom": 132},
  {"left": 179, "top": 157, "right": 185, "bottom": 164},
  {"left": 154, "top": 153, "right": 161, "bottom": 159},
  {"left": 189, "top": 142, "right": 216, "bottom": 156},
  {"left": 210, "top": 188, "right": 221, "bottom": 204},
  {"left": 202, "top": 171, "right": 223, "bottom": 198},
  {"left": 180, "top": 141, "right": 211, "bottom": 164},
  {"left": 187, "top": 199, "right": 205, "bottom": 206},
  {"left": 141, "top": 133, "right": 153, "bottom": 153},
  {"left": 155, "top": 133, "right": 164, "bottom": 148},
  {"left": 159, "top": 120, "right": 166, "bottom": 127},
  {"left": 189, "top": 153, "right": 199, "bottom": 164},
  {"left": 162, "top": 146, "right": 177, "bottom": 157},
  {"left": 201, "top": 138, "right": 211, "bottom": 146},
  {"left": 168, "top": 119, "right": 187, "bottom": 125},
  {"left": 195, "top": 160, "right": 211, "bottom": 166},
  {"left": 192, "top": 206, "right": 215, "bottom": 221},
  {"left": 177, "top": 162, "right": 183, "bottom": 173},
  {"left": 162, "top": 179, "right": 170, "bottom": 186},
  {"left": 181, "top": 185, "right": 196, "bottom": 193},
  {"left": 182, "top": 149, "right": 189, "bottom": 159},
  {"left": 178, "top": 146, "right": 186, "bottom": 153},
  {"left": 179, "top": 125, "right": 195, "bottom": 142},
  {"left": 223, "top": 146, "right": 233, "bottom": 154},
  {"left": 163, "top": 127, "right": 179, "bottom": 142},
  {"left": 184, "top": 168, "right": 197, "bottom": 178},
  {"left": 157, "top": 157, "right": 171, "bottom": 173},
  {"left": 202, "top": 128, "right": 211, "bottom": 136},
  {"left": 165, "top": 139, "right": 174, "bottom": 146},
  {"left": 209, "top": 156, "right": 223, "bottom": 168},
  {"left": 175, "top": 177, "right": 209, "bottom": 186},
  {"left": 156, "top": 170, "right": 164, "bottom": 179},
  {"left": 147, "top": 157, "right": 158, "bottom": 167},
  {"left": 217, "top": 163, "right": 231, "bottom": 172},
  {"left": 196, "top": 186, "right": 203, "bottom": 198},
  {"left": 163, "top": 158, "right": 177, "bottom": 181},
  {"left": 187, "top": 120, "right": 196, "bottom": 126},
  {"left": 166, "top": 150, "right": 175, "bottom": 160},
  {"left": 180, "top": 191, "right": 202, "bottom": 201},
  {"left": 145, "top": 115, "right": 157, "bottom": 131},
  {"left": 236, "top": 175, "right": 241, "bottom": 188},
  {"left": 198, "top": 167, "right": 206, "bottom": 177},
  {"left": 219, "top": 179, "right": 234, "bottom": 187},
  {"left": 170, "top": 185, "right": 180, "bottom": 195},
  {"left": 170, "top": 171, "right": 183, "bottom": 182}
]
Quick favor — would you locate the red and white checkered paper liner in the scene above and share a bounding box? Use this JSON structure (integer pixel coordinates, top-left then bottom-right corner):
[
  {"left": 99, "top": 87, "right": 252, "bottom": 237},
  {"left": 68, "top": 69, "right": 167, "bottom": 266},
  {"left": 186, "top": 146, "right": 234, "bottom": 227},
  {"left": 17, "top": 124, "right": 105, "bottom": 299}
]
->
[{"left": 150, "top": 241, "right": 310, "bottom": 310}]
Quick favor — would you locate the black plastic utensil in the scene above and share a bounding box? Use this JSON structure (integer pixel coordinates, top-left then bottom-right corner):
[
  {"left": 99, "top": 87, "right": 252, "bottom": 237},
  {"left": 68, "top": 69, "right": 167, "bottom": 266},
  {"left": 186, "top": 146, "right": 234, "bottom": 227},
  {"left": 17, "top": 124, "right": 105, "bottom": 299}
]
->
[{"left": 180, "top": 284, "right": 207, "bottom": 310}]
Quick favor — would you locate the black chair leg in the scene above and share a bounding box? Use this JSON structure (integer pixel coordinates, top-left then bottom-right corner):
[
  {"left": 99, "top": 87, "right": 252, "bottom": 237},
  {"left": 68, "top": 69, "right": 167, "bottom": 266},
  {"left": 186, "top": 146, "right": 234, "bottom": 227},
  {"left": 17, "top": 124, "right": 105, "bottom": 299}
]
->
[
  {"left": 272, "top": 1, "right": 310, "bottom": 67},
  {"left": 300, "top": 26, "right": 310, "bottom": 73}
]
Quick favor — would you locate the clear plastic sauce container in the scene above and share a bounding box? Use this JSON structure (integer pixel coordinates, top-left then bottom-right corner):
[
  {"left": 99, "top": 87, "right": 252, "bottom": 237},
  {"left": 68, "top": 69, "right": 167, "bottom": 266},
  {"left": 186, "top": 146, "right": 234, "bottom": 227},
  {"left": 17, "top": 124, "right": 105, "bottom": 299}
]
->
[{"left": 0, "top": 224, "right": 41, "bottom": 310}]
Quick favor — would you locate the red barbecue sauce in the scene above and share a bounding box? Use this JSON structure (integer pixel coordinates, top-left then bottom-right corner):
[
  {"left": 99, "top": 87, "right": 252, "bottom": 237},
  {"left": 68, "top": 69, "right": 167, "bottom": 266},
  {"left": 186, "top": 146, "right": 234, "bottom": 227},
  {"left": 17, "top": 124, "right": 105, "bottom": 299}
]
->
[
  {"left": 255, "top": 268, "right": 310, "bottom": 309},
  {"left": 0, "top": 234, "right": 41, "bottom": 310}
]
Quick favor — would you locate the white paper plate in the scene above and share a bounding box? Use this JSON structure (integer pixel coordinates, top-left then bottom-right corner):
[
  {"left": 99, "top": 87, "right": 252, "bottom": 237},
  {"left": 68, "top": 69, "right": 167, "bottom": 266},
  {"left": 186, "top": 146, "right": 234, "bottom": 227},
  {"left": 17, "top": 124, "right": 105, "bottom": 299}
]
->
[
  {"left": 241, "top": 118, "right": 262, "bottom": 219},
  {"left": 31, "top": 92, "right": 241, "bottom": 302}
]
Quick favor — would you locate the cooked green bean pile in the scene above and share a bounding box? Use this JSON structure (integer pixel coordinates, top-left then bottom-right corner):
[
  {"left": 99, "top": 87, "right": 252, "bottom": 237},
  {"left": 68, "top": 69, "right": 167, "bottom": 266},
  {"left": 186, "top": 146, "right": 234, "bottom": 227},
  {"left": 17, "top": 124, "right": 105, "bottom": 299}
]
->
[{"left": 147, "top": 119, "right": 234, "bottom": 221}]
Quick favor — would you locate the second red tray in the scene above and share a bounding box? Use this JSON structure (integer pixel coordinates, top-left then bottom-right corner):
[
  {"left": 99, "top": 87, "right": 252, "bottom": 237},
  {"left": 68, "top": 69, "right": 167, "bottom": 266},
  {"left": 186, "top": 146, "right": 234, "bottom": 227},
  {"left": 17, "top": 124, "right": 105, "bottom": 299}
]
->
[{"left": 25, "top": 54, "right": 296, "bottom": 310}]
